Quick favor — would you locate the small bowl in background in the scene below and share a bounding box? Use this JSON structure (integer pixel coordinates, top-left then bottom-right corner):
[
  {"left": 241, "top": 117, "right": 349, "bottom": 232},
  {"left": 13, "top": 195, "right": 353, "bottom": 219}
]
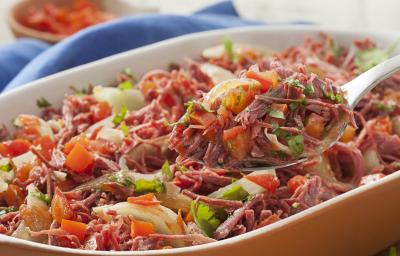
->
[{"left": 7, "top": 0, "right": 158, "bottom": 44}]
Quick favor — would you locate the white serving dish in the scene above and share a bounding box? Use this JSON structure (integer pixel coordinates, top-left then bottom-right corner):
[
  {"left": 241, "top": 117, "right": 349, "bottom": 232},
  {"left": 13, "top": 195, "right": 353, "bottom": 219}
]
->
[{"left": 0, "top": 26, "right": 400, "bottom": 256}]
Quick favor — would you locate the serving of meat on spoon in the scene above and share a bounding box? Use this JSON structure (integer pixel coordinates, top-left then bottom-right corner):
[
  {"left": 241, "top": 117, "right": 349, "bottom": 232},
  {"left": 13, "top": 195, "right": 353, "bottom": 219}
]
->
[{"left": 170, "top": 55, "right": 400, "bottom": 170}]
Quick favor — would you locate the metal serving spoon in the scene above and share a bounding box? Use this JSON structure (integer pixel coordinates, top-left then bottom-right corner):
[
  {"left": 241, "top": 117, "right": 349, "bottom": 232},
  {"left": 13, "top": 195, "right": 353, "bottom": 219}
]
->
[{"left": 240, "top": 54, "right": 400, "bottom": 172}]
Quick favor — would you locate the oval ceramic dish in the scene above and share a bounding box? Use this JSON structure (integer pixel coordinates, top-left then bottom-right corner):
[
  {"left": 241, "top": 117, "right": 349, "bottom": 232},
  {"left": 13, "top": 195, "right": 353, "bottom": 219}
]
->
[{"left": 0, "top": 26, "right": 400, "bottom": 256}]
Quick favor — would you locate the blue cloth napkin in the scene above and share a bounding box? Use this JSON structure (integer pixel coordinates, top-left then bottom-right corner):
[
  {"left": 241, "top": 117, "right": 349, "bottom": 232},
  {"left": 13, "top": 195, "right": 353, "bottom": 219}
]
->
[{"left": 1, "top": 1, "right": 260, "bottom": 92}]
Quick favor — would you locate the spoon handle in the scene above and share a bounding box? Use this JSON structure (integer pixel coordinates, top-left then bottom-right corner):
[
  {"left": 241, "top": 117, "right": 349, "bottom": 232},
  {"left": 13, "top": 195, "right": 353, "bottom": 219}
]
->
[{"left": 342, "top": 54, "right": 400, "bottom": 108}]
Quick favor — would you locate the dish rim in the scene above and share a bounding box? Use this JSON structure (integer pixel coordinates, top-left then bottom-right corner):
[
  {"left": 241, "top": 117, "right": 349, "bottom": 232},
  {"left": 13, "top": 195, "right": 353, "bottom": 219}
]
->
[{"left": 1, "top": 25, "right": 400, "bottom": 255}]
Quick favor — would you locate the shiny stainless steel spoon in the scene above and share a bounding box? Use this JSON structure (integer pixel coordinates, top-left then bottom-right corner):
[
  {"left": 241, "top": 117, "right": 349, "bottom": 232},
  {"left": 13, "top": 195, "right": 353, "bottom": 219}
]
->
[{"left": 242, "top": 54, "right": 400, "bottom": 172}]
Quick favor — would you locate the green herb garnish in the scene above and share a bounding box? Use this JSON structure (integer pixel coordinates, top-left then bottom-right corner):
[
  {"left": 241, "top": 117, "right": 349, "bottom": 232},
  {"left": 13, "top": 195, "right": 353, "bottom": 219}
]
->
[
  {"left": 355, "top": 39, "right": 400, "bottom": 72},
  {"left": 288, "top": 135, "right": 304, "bottom": 157},
  {"left": 36, "top": 97, "right": 52, "bottom": 108},
  {"left": 286, "top": 78, "right": 305, "bottom": 89},
  {"left": 292, "top": 202, "right": 300, "bottom": 209},
  {"left": 118, "top": 81, "right": 133, "bottom": 91},
  {"left": 376, "top": 101, "right": 396, "bottom": 113},
  {"left": 269, "top": 109, "right": 285, "bottom": 119},
  {"left": 0, "top": 163, "right": 13, "bottom": 172},
  {"left": 224, "top": 36, "right": 235, "bottom": 61},
  {"left": 112, "top": 105, "right": 127, "bottom": 126},
  {"left": 120, "top": 124, "right": 130, "bottom": 137},
  {"left": 0, "top": 206, "right": 16, "bottom": 216},
  {"left": 221, "top": 185, "right": 249, "bottom": 201},
  {"left": 134, "top": 178, "right": 164, "bottom": 194},
  {"left": 169, "top": 101, "right": 195, "bottom": 127},
  {"left": 161, "top": 160, "right": 173, "bottom": 180},
  {"left": 304, "top": 84, "right": 315, "bottom": 96}
]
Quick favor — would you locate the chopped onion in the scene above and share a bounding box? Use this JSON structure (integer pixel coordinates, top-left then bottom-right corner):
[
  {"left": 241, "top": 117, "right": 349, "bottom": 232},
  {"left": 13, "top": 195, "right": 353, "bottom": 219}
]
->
[
  {"left": 93, "top": 202, "right": 187, "bottom": 247},
  {"left": 96, "top": 127, "right": 124, "bottom": 145},
  {"left": 93, "top": 86, "right": 144, "bottom": 112},
  {"left": 156, "top": 182, "right": 192, "bottom": 213},
  {"left": 0, "top": 179, "right": 8, "bottom": 193},
  {"left": 199, "top": 63, "right": 234, "bottom": 85},
  {"left": 363, "top": 148, "right": 381, "bottom": 173},
  {"left": 85, "top": 115, "right": 114, "bottom": 135},
  {"left": 264, "top": 132, "right": 291, "bottom": 154},
  {"left": 0, "top": 158, "right": 14, "bottom": 182},
  {"left": 12, "top": 151, "right": 37, "bottom": 169},
  {"left": 53, "top": 171, "right": 67, "bottom": 182}
]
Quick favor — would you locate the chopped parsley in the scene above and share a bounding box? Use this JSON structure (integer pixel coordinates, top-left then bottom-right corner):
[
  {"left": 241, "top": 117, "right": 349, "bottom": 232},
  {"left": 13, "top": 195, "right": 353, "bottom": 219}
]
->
[
  {"left": 326, "top": 92, "right": 344, "bottom": 104},
  {"left": 0, "top": 163, "right": 12, "bottom": 172},
  {"left": 355, "top": 39, "right": 400, "bottom": 72},
  {"left": 176, "top": 164, "right": 188, "bottom": 173},
  {"left": 271, "top": 122, "right": 289, "bottom": 138},
  {"left": 221, "top": 185, "right": 249, "bottom": 201},
  {"left": 161, "top": 160, "right": 173, "bottom": 180},
  {"left": 286, "top": 78, "right": 305, "bottom": 89},
  {"left": 112, "top": 105, "right": 127, "bottom": 126},
  {"left": 134, "top": 178, "right": 165, "bottom": 194},
  {"left": 169, "top": 101, "right": 195, "bottom": 127},
  {"left": 224, "top": 36, "right": 236, "bottom": 61},
  {"left": 303, "top": 84, "right": 315, "bottom": 96},
  {"left": 376, "top": 101, "right": 396, "bottom": 113},
  {"left": 117, "top": 80, "right": 133, "bottom": 91},
  {"left": 269, "top": 109, "right": 285, "bottom": 119},
  {"left": 36, "top": 97, "right": 52, "bottom": 108},
  {"left": 287, "top": 135, "right": 304, "bottom": 157}
]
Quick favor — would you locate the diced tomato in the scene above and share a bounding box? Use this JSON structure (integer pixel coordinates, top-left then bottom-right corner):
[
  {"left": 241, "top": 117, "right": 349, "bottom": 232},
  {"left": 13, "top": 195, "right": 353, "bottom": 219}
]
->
[
  {"left": 0, "top": 139, "right": 32, "bottom": 157},
  {"left": 61, "top": 219, "right": 87, "bottom": 241},
  {"left": 140, "top": 81, "right": 157, "bottom": 96},
  {"left": 223, "top": 126, "right": 252, "bottom": 160},
  {"left": 4, "top": 184, "right": 25, "bottom": 208},
  {"left": 189, "top": 111, "right": 217, "bottom": 127},
  {"left": 91, "top": 101, "right": 112, "bottom": 123},
  {"left": 130, "top": 219, "right": 155, "bottom": 238},
  {"left": 51, "top": 188, "right": 75, "bottom": 223},
  {"left": 33, "top": 135, "right": 55, "bottom": 161},
  {"left": 245, "top": 70, "right": 280, "bottom": 92},
  {"left": 287, "top": 175, "right": 307, "bottom": 193},
  {"left": 63, "top": 134, "right": 90, "bottom": 155},
  {"left": 245, "top": 174, "right": 280, "bottom": 192},
  {"left": 360, "top": 173, "right": 385, "bottom": 186},
  {"left": 305, "top": 113, "right": 325, "bottom": 139},
  {"left": 265, "top": 103, "right": 288, "bottom": 126},
  {"left": 372, "top": 117, "right": 392, "bottom": 134},
  {"left": 340, "top": 126, "right": 356, "bottom": 143},
  {"left": 64, "top": 143, "right": 93, "bottom": 173},
  {"left": 15, "top": 164, "right": 33, "bottom": 182},
  {"left": 127, "top": 193, "right": 160, "bottom": 206}
]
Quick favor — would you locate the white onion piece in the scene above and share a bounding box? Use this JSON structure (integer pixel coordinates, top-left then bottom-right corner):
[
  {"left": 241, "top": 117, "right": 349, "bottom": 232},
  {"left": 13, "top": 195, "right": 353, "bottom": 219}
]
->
[
  {"left": 97, "top": 127, "right": 124, "bottom": 145},
  {"left": 53, "top": 171, "right": 67, "bottom": 181},
  {"left": 199, "top": 63, "right": 234, "bottom": 85},
  {"left": 12, "top": 151, "right": 37, "bottom": 170},
  {"left": 391, "top": 116, "right": 400, "bottom": 136},
  {"left": 209, "top": 169, "right": 276, "bottom": 199},
  {"left": 93, "top": 86, "right": 144, "bottom": 112},
  {"left": 26, "top": 184, "right": 48, "bottom": 209},
  {"left": 264, "top": 132, "right": 291, "bottom": 154},
  {"left": 156, "top": 182, "right": 192, "bottom": 213},
  {"left": 0, "top": 179, "right": 8, "bottom": 193},
  {"left": 363, "top": 148, "right": 381, "bottom": 173},
  {"left": 93, "top": 202, "right": 187, "bottom": 247},
  {"left": 85, "top": 116, "right": 114, "bottom": 135}
]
